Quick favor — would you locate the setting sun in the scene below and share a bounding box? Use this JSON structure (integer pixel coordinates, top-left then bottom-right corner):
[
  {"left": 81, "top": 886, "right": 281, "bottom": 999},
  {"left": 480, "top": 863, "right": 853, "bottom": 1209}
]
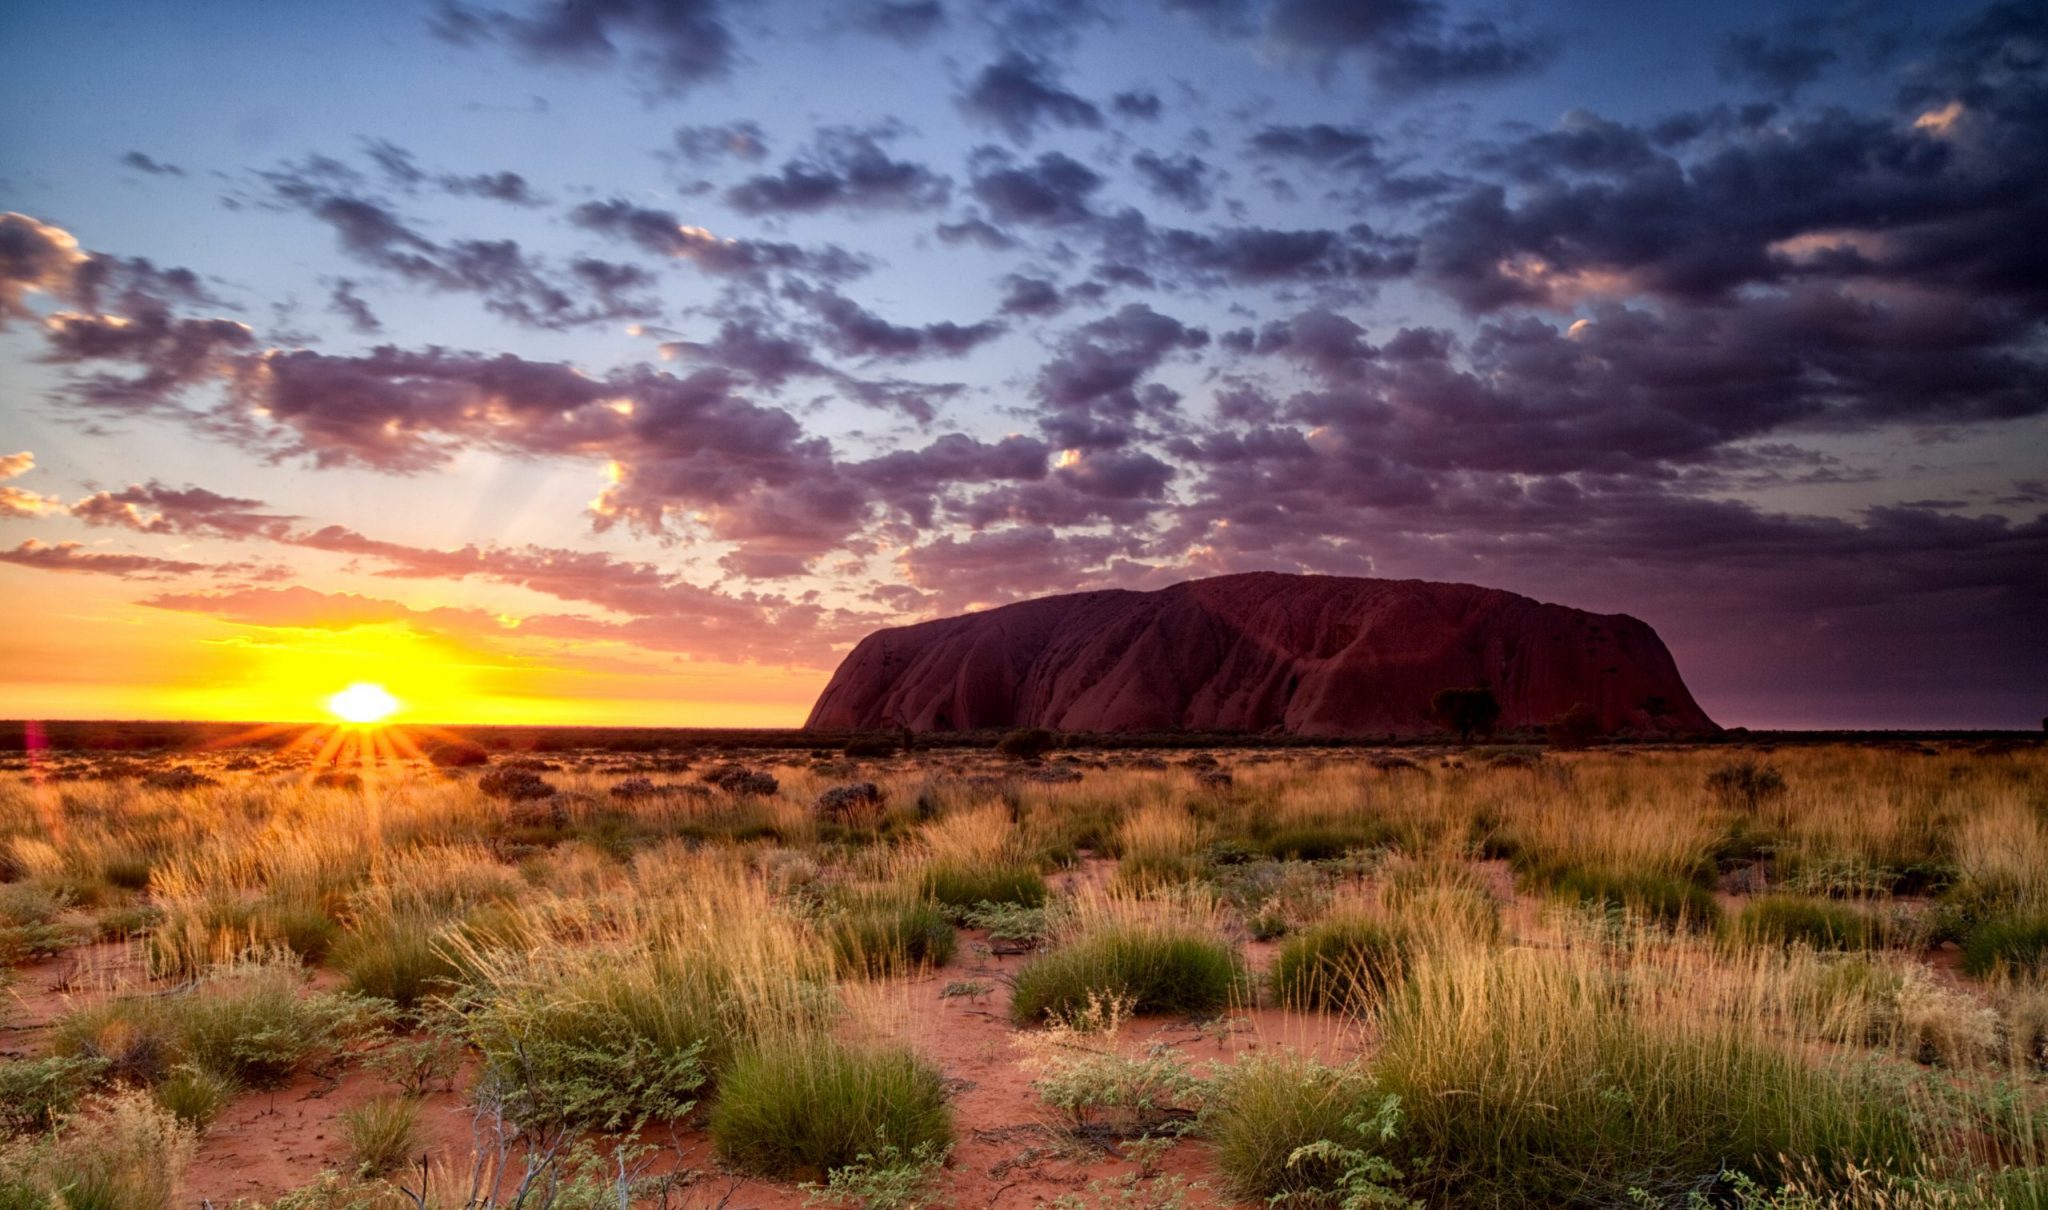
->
[{"left": 326, "top": 681, "right": 399, "bottom": 724}]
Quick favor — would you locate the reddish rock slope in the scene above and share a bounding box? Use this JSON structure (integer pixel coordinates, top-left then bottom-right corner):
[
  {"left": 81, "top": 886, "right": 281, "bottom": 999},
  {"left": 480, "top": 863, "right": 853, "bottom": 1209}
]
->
[{"left": 805, "top": 572, "right": 1715, "bottom": 737}]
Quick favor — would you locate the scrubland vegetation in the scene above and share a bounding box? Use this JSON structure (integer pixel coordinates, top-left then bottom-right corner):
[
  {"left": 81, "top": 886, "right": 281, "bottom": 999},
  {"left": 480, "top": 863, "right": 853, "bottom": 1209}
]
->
[{"left": 0, "top": 738, "right": 2045, "bottom": 1207}]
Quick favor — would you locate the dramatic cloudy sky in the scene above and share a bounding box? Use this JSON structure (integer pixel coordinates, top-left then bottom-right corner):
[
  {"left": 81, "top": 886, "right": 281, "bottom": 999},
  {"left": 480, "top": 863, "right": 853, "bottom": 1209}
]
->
[{"left": 1, "top": 0, "right": 2042, "bottom": 727}]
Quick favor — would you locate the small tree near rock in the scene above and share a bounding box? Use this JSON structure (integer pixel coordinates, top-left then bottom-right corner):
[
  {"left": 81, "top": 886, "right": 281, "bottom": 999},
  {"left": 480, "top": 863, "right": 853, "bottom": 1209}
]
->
[
  {"left": 1429, "top": 687, "right": 1501, "bottom": 744},
  {"left": 997, "top": 728, "right": 1058, "bottom": 759},
  {"left": 1546, "top": 703, "right": 1602, "bottom": 750}
]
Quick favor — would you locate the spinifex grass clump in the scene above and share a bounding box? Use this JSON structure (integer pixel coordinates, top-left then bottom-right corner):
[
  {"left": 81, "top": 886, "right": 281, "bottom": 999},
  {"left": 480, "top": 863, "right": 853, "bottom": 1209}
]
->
[
  {"left": 825, "top": 892, "right": 957, "bottom": 977},
  {"left": 1204, "top": 1054, "right": 1377, "bottom": 1204},
  {"left": 1270, "top": 916, "right": 1406, "bottom": 1013},
  {"left": 709, "top": 1033, "right": 953, "bottom": 1181},
  {"left": 1539, "top": 862, "right": 1721, "bottom": 930},
  {"left": 1962, "top": 910, "right": 2048, "bottom": 977},
  {"left": 1734, "top": 895, "right": 1879, "bottom": 951},
  {"left": 1370, "top": 944, "right": 1923, "bottom": 1205},
  {"left": 917, "top": 803, "right": 1048, "bottom": 910},
  {"left": 1010, "top": 891, "right": 1245, "bottom": 1023},
  {"left": 922, "top": 862, "right": 1047, "bottom": 910}
]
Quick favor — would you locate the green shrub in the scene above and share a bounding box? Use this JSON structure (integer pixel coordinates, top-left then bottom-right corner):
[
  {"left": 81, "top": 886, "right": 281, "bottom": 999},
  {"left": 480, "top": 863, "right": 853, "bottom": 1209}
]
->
[
  {"left": 462, "top": 991, "right": 707, "bottom": 1133},
  {"left": 1271, "top": 918, "right": 1406, "bottom": 1013},
  {"left": 332, "top": 916, "right": 460, "bottom": 1009},
  {"left": 799, "top": 1140, "right": 950, "bottom": 1210},
  {"left": 1205, "top": 1055, "right": 1376, "bottom": 1204},
  {"left": 959, "top": 900, "right": 1049, "bottom": 948},
  {"left": 340, "top": 1096, "right": 421, "bottom": 1177},
  {"left": 710, "top": 1037, "right": 953, "bottom": 1181},
  {"left": 1010, "top": 927, "right": 1245, "bottom": 1023},
  {"left": 0, "top": 1055, "right": 107, "bottom": 1136},
  {"left": 50, "top": 959, "right": 384, "bottom": 1089},
  {"left": 1962, "top": 911, "right": 2048, "bottom": 978},
  {"left": 827, "top": 898, "right": 957, "bottom": 977},
  {"left": 1544, "top": 865, "right": 1721, "bottom": 931},
  {"left": 1734, "top": 896, "right": 1877, "bottom": 951},
  {"left": 922, "top": 862, "right": 1046, "bottom": 911}
]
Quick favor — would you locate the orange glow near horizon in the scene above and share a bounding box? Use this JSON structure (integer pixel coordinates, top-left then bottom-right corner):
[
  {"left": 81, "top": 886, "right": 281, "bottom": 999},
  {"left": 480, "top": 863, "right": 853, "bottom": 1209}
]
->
[{"left": 0, "top": 571, "right": 827, "bottom": 726}]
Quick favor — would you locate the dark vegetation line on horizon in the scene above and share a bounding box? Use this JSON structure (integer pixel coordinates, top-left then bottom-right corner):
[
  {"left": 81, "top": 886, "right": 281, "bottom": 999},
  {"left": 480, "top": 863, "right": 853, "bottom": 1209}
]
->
[{"left": 2, "top": 719, "right": 2042, "bottom": 755}]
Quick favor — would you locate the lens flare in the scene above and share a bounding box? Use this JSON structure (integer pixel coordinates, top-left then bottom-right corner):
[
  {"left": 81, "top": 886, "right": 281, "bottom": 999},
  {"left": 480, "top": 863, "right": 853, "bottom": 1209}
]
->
[{"left": 327, "top": 681, "right": 400, "bottom": 724}]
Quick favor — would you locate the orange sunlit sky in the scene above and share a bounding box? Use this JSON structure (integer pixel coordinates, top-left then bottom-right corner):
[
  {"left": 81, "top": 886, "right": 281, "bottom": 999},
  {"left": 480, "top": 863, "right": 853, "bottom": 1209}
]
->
[{"left": 2, "top": 1, "right": 2044, "bottom": 729}]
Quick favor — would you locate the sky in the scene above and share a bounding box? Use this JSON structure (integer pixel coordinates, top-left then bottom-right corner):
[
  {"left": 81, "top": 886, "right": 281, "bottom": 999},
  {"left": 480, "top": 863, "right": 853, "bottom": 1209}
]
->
[{"left": 0, "top": 0, "right": 2042, "bottom": 729}]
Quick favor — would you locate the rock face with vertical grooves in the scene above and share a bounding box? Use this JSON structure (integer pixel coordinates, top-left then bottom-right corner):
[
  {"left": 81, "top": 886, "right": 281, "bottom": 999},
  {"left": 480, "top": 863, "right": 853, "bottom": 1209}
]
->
[{"left": 805, "top": 572, "right": 1716, "bottom": 737}]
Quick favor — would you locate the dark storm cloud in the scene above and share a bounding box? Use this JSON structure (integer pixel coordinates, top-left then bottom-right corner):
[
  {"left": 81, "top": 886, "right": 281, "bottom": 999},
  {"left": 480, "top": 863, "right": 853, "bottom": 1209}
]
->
[
  {"left": 725, "top": 127, "right": 951, "bottom": 215},
  {"left": 1170, "top": 0, "right": 1554, "bottom": 94},
  {"left": 119, "top": 152, "right": 184, "bottom": 177},
  {"left": 1034, "top": 303, "right": 1208, "bottom": 444},
  {"left": 327, "top": 280, "right": 382, "bottom": 334},
  {"left": 968, "top": 150, "right": 1104, "bottom": 227},
  {"left": 433, "top": 0, "right": 735, "bottom": 95},
  {"left": 1131, "top": 152, "right": 1215, "bottom": 211},
  {"left": 672, "top": 121, "right": 770, "bottom": 164},
  {"left": 0, "top": 538, "right": 250, "bottom": 579},
  {"left": 789, "top": 285, "right": 1006, "bottom": 361},
  {"left": 1145, "top": 221, "right": 1416, "bottom": 286},
  {"left": 442, "top": 170, "right": 541, "bottom": 206},
  {"left": 261, "top": 167, "right": 653, "bottom": 329},
  {"left": 1111, "top": 90, "right": 1163, "bottom": 121},
  {"left": 1416, "top": 88, "right": 2048, "bottom": 317},
  {"left": 68, "top": 482, "right": 293, "bottom": 538},
  {"left": 1245, "top": 123, "right": 1382, "bottom": 174},
  {"left": 851, "top": 0, "right": 947, "bottom": 46},
  {"left": 569, "top": 199, "right": 871, "bottom": 281},
  {"left": 663, "top": 318, "right": 828, "bottom": 386},
  {"left": 957, "top": 52, "right": 1104, "bottom": 144},
  {"left": 997, "top": 274, "right": 1067, "bottom": 316},
  {"left": 1717, "top": 29, "right": 1839, "bottom": 99}
]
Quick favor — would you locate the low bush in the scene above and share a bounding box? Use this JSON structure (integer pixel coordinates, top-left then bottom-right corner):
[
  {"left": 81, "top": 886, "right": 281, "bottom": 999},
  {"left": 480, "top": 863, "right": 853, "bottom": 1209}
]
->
[
  {"left": 1541, "top": 864, "right": 1721, "bottom": 931},
  {"left": 710, "top": 1036, "right": 953, "bottom": 1181},
  {"left": 460, "top": 985, "right": 707, "bottom": 1134},
  {"left": 826, "top": 896, "right": 957, "bottom": 977},
  {"left": 1734, "top": 896, "right": 1877, "bottom": 951},
  {"left": 49, "top": 958, "right": 384, "bottom": 1088},
  {"left": 923, "top": 862, "right": 1046, "bottom": 911},
  {"left": 1205, "top": 1054, "right": 1376, "bottom": 1204},
  {"left": 1010, "top": 926, "right": 1244, "bottom": 1023},
  {"left": 0, "top": 1055, "right": 107, "bottom": 1136},
  {"left": 997, "top": 728, "right": 1058, "bottom": 759},
  {"left": 1270, "top": 917, "right": 1406, "bottom": 1013}
]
